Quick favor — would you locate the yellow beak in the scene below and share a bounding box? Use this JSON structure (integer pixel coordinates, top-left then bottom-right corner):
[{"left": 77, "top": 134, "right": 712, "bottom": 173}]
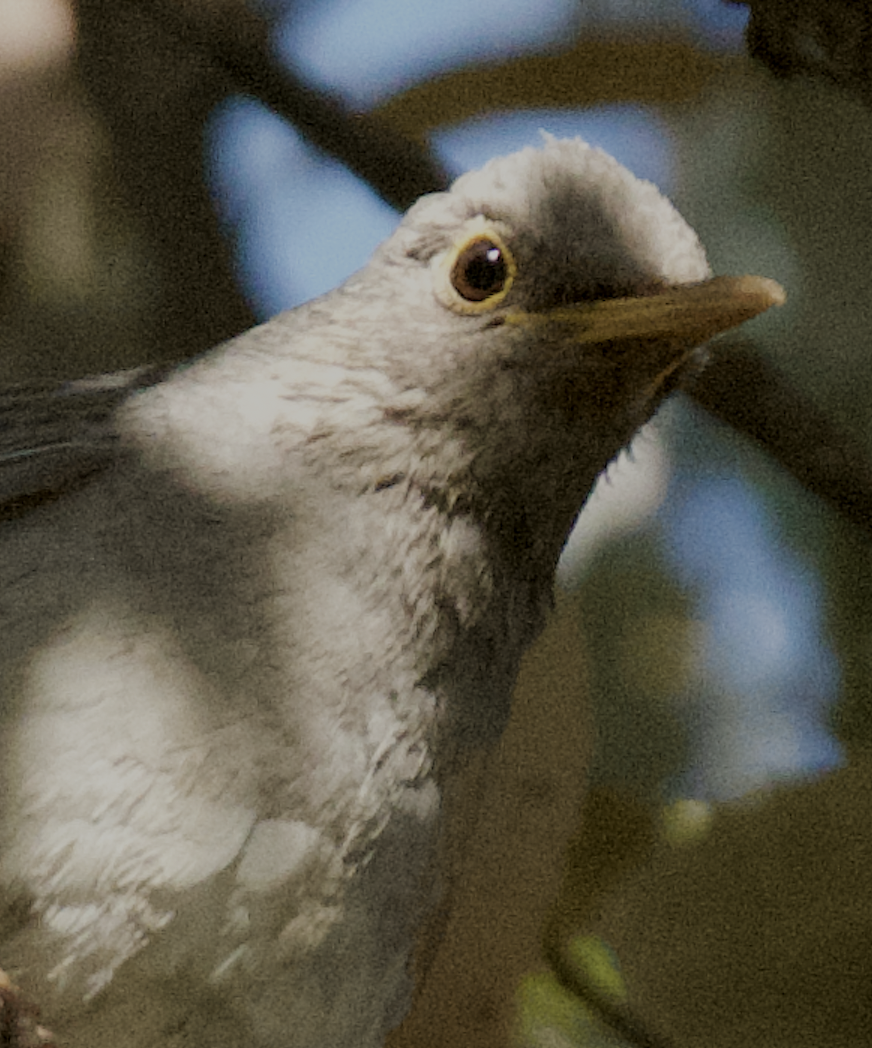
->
[{"left": 507, "top": 275, "right": 785, "bottom": 346}]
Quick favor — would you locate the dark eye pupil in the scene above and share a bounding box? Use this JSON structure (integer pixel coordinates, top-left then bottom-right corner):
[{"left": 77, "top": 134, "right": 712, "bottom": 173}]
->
[{"left": 451, "top": 238, "right": 508, "bottom": 301}]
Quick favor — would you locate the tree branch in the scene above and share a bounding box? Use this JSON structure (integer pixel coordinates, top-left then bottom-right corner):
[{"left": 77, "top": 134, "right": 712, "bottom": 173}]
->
[
  {"left": 117, "top": 0, "right": 451, "bottom": 210},
  {"left": 690, "top": 338, "right": 872, "bottom": 533}
]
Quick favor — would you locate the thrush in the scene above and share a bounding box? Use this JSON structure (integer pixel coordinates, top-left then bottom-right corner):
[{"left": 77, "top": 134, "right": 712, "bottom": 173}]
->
[{"left": 0, "top": 137, "right": 783, "bottom": 1048}]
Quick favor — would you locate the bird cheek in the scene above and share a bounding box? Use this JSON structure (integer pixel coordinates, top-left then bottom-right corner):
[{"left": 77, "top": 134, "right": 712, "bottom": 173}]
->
[{"left": 531, "top": 356, "right": 622, "bottom": 428}]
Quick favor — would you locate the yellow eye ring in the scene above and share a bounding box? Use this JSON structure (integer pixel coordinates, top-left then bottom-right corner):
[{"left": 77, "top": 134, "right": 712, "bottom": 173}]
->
[{"left": 434, "top": 220, "right": 516, "bottom": 315}]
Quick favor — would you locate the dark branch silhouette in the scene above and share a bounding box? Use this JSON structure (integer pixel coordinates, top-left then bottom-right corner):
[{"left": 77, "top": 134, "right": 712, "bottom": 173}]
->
[
  {"left": 691, "top": 337, "right": 872, "bottom": 532},
  {"left": 116, "top": 0, "right": 451, "bottom": 210},
  {"left": 542, "top": 925, "right": 678, "bottom": 1048}
]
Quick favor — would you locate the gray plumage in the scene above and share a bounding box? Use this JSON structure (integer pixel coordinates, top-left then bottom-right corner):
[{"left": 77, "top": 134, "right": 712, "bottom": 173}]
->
[{"left": 0, "top": 137, "right": 781, "bottom": 1048}]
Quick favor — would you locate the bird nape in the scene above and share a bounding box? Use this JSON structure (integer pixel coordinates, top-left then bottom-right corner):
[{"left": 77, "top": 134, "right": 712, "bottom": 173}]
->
[{"left": 0, "top": 137, "right": 782, "bottom": 1048}]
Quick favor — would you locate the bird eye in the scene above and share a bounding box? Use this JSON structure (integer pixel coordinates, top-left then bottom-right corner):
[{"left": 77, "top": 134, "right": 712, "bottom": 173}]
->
[
  {"left": 451, "top": 238, "right": 509, "bottom": 301},
  {"left": 434, "top": 222, "right": 516, "bottom": 315}
]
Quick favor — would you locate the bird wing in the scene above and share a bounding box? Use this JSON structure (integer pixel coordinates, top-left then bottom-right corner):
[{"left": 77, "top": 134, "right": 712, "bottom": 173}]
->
[
  {"left": 0, "top": 351, "right": 443, "bottom": 1046},
  {"left": 0, "top": 366, "right": 170, "bottom": 519}
]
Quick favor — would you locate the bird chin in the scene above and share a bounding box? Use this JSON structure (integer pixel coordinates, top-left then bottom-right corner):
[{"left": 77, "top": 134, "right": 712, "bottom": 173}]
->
[{"left": 644, "top": 339, "right": 711, "bottom": 403}]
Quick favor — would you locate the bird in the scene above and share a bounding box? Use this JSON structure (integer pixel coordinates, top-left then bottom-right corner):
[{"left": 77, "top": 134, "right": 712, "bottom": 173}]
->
[{"left": 0, "top": 136, "right": 783, "bottom": 1048}]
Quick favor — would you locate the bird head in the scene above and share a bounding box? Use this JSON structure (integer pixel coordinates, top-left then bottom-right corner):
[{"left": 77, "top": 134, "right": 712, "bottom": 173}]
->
[
  {"left": 123, "top": 138, "right": 782, "bottom": 585},
  {"left": 316, "top": 136, "right": 783, "bottom": 570}
]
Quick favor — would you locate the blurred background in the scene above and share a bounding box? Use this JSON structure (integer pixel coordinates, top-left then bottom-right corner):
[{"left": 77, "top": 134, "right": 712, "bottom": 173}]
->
[{"left": 2, "top": 1, "right": 872, "bottom": 1045}]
